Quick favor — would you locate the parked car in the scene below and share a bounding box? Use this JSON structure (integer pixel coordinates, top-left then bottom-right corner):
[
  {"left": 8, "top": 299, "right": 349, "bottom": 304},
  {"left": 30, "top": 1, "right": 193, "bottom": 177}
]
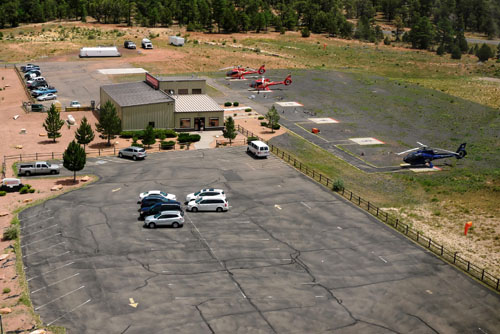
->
[
  {"left": 26, "top": 77, "right": 46, "bottom": 85},
  {"left": 31, "top": 87, "right": 57, "bottom": 97},
  {"left": 185, "top": 188, "right": 225, "bottom": 203},
  {"left": 138, "top": 190, "right": 177, "bottom": 203},
  {"left": 247, "top": 140, "right": 270, "bottom": 158},
  {"left": 144, "top": 211, "right": 184, "bottom": 229},
  {"left": 139, "top": 202, "right": 184, "bottom": 219},
  {"left": 37, "top": 93, "right": 57, "bottom": 101},
  {"left": 21, "top": 64, "right": 40, "bottom": 72},
  {"left": 187, "top": 196, "right": 229, "bottom": 212},
  {"left": 18, "top": 161, "right": 60, "bottom": 176},
  {"left": 118, "top": 146, "right": 147, "bottom": 160},
  {"left": 24, "top": 71, "right": 41, "bottom": 79},
  {"left": 140, "top": 197, "right": 180, "bottom": 210},
  {"left": 124, "top": 41, "right": 136, "bottom": 49},
  {"left": 28, "top": 80, "right": 48, "bottom": 89},
  {"left": 1, "top": 178, "right": 23, "bottom": 191},
  {"left": 70, "top": 101, "right": 81, "bottom": 108}
]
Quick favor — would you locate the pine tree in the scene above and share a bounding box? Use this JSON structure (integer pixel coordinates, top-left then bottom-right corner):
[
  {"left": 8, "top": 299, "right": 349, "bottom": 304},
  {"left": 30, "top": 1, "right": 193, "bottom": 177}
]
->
[
  {"left": 476, "top": 43, "right": 493, "bottom": 62},
  {"left": 63, "top": 140, "right": 86, "bottom": 183},
  {"left": 142, "top": 125, "right": 156, "bottom": 148},
  {"left": 265, "top": 106, "right": 280, "bottom": 133},
  {"left": 96, "top": 101, "right": 121, "bottom": 146},
  {"left": 497, "top": 43, "right": 500, "bottom": 59},
  {"left": 408, "top": 16, "right": 435, "bottom": 49},
  {"left": 223, "top": 116, "right": 236, "bottom": 145},
  {"left": 43, "top": 104, "right": 65, "bottom": 142},
  {"left": 75, "top": 116, "right": 94, "bottom": 151},
  {"left": 451, "top": 44, "right": 462, "bottom": 59}
]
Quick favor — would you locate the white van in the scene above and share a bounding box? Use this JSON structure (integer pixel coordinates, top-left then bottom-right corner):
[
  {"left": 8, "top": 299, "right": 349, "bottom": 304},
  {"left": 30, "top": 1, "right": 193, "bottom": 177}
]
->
[{"left": 247, "top": 140, "right": 270, "bottom": 158}]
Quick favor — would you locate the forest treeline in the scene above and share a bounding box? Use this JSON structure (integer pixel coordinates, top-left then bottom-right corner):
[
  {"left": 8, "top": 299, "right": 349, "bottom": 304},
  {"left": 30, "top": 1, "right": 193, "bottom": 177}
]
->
[{"left": 1, "top": 0, "right": 499, "bottom": 51}]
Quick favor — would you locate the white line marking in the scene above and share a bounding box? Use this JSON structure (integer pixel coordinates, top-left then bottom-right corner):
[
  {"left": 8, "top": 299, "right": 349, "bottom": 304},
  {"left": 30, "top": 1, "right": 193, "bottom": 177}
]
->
[
  {"left": 478, "top": 328, "right": 488, "bottom": 334},
  {"left": 301, "top": 283, "right": 318, "bottom": 285},
  {"left": 301, "top": 202, "right": 312, "bottom": 209},
  {"left": 315, "top": 295, "right": 325, "bottom": 298},
  {"left": 31, "top": 273, "right": 80, "bottom": 294},
  {"left": 20, "top": 216, "right": 54, "bottom": 229},
  {"left": 236, "top": 221, "right": 251, "bottom": 224},
  {"left": 378, "top": 256, "right": 388, "bottom": 263},
  {"left": 22, "top": 224, "right": 58, "bottom": 237},
  {"left": 31, "top": 251, "right": 70, "bottom": 266},
  {"left": 21, "top": 233, "right": 62, "bottom": 248},
  {"left": 46, "top": 298, "right": 92, "bottom": 326},
  {"left": 245, "top": 163, "right": 256, "bottom": 170},
  {"left": 27, "top": 262, "right": 75, "bottom": 282},
  {"left": 112, "top": 187, "right": 121, "bottom": 192},
  {"left": 23, "top": 242, "right": 65, "bottom": 258},
  {"left": 274, "top": 204, "right": 282, "bottom": 210},
  {"left": 337, "top": 226, "right": 343, "bottom": 230},
  {"left": 35, "top": 285, "right": 85, "bottom": 310},
  {"left": 19, "top": 210, "right": 52, "bottom": 221},
  {"left": 146, "top": 239, "right": 178, "bottom": 243}
]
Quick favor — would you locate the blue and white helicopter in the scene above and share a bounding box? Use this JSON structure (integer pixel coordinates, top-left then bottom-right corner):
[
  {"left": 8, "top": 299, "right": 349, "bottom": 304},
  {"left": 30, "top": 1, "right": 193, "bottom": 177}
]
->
[{"left": 397, "top": 142, "right": 467, "bottom": 168}]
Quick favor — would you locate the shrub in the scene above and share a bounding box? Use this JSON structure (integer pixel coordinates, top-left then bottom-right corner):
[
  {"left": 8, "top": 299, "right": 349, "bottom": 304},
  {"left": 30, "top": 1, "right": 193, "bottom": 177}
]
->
[
  {"left": 177, "top": 133, "right": 190, "bottom": 142},
  {"left": 301, "top": 27, "right": 310, "bottom": 38},
  {"left": 161, "top": 141, "right": 175, "bottom": 149},
  {"left": 3, "top": 287, "right": 11, "bottom": 294},
  {"left": 436, "top": 45, "right": 445, "bottom": 56},
  {"left": 188, "top": 134, "right": 201, "bottom": 142},
  {"left": 258, "top": 116, "right": 265, "bottom": 120},
  {"left": 245, "top": 108, "right": 252, "bottom": 112},
  {"left": 3, "top": 225, "right": 18, "bottom": 240},
  {"left": 19, "top": 186, "right": 29, "bottom": 194},
  {"left": 260, "top": 121, "right": 268, "bottom": 126},
  {"left": 224, "top": 102, "right": 232, "bottom": 107},
  {"left": 233, "top": 102, "right": 239, "bottom": 106},
  {"left": 162, "top": 129, "right": 178, "bottom": 138},
  {"left": 0, "top": 191, "right": 6, "bottom": 196},
  {"left": 28, "top": 188, "right": 35, "bottom": 193},
  {"left": 383, "top": 37, "right": 391, "bottom": 45},
  {"left": 247, "top": 136, "right": 259, "bottom": 142},
  {"left": 333, "top": 179, "right": 344, "bottom": 191},
  {"left": 269, "top": 123, "right": 280, "bottom": 130},
  {"left": 451, "top": 45, "right": 462, "bottom": 60},
  {"left": 233, "top": 113, "right": 237, "bottom": 116},
  {"left": 158, "top": 133, "right": 166, "bottom": 141}
]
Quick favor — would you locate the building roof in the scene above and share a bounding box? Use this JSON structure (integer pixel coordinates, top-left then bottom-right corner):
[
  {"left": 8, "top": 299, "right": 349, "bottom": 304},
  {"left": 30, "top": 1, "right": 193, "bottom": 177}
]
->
[
  {"left": 101, "top": 82, "right": 173, "bottom": 107},
  {"left": 156, "top": 76, "right": 205, "bottom": 82},
  {"left": 172, "top": 94, "right": 223, "bottom": 113}
]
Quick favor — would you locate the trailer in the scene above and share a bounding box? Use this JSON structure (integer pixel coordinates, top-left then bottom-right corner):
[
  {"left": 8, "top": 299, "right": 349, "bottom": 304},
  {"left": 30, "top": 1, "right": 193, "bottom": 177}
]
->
[
  {"left": 169, "top": 36, "right": 185, "bottom": 46},
  {"left": 79, "top": 46, "right": 121, "bottom": 58},
  {"left": 141, "top": 38, "right": 153, "bottom": 49}
]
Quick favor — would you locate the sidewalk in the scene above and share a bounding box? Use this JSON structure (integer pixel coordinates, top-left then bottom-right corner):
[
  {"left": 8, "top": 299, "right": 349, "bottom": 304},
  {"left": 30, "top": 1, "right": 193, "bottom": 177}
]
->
[{"left": 192, "top": 130, "right": 223, "bottom": 149}]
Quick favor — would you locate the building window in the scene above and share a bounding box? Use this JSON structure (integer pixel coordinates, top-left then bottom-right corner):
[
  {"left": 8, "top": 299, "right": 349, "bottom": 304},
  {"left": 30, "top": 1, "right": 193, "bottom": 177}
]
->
[
  {"left": 178, "top": 89, "right": 188, "bottom": 95},
  {"left": 192, "top": 88, "right": 202, "bottom": 94},
  {"left": 148, "top": 121, "right": 155, "bottom": 128},
  {"left": 209, "top": 117, "right": 219, "bottom": 127},
  {"left": 180, "top": 118, "right": 191, "bottom": 128}
]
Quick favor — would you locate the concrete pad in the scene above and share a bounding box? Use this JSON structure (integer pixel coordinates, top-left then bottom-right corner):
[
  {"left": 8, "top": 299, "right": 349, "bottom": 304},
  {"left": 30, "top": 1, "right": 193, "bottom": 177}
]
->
[
  {"left": 98, "top": 68, "right": 147, "bottom": 75},
  {"left": 349, "top": 137, "right": 385, "bottom": 145},
  {"left": 276, "top": 101, "right": 304, "bottom": 107},
  {"left": 308, "top": 117, "right": 339, "bottom": 124}
]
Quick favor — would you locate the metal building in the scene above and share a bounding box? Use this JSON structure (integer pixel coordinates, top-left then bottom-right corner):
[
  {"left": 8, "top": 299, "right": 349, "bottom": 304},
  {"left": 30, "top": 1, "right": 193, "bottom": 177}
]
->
[{"left": 99, "top": 73, "right": 223, "bottom": 131}]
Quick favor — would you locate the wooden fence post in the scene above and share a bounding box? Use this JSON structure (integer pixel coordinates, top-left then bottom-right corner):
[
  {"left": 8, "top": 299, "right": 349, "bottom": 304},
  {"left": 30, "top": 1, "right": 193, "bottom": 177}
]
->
[
  {"left": 417, "top": 231, "right": 419, "bottom": 242},
  {"left": 453, "top": 252, "right": 457, "bottom": 263},
  {"left": 441, "top": 245, "right": 444, "bottom": 256}
]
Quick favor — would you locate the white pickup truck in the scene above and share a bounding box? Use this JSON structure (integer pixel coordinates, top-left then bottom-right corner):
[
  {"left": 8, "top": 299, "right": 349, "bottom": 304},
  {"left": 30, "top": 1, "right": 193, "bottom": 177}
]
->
[{"left": 18, "top": 161, "right": 60, "bottom": 176}]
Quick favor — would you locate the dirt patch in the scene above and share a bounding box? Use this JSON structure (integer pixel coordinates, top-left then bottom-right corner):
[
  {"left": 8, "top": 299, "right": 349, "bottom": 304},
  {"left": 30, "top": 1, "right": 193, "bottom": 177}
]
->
[{"left": 0, "top": 175, "right": 97, "bottom": 333}]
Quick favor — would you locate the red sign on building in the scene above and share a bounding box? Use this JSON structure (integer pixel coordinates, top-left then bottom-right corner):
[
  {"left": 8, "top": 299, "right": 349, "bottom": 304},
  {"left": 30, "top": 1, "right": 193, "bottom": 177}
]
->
[{"left": 145, "top": 73, "right": 159, "bottom": 90}]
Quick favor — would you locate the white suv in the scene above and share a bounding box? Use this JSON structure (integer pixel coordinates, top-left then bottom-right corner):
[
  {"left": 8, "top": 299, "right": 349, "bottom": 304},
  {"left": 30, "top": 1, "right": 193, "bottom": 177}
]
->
[
  {"left": 144, "top": 211, "right": 184, "bottom": 228},
  {"left": 186, "top": 188, "right": 225, "bottom": 203},
  {"left": 187, "top": 196, "right": 229, "bottom": 212}
]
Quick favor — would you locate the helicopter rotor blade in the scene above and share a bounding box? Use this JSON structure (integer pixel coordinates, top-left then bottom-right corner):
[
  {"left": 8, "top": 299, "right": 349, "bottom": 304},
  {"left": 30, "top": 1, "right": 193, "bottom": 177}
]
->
[
  {"left": 416, "top": 141, "right": 427, "bottom": 147},
  {"left": 396, "top": 147, "right": 421, "bottom": 155}
]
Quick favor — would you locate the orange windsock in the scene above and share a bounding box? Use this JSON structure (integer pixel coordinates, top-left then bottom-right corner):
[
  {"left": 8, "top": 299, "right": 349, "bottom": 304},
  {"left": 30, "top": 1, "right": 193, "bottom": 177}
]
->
[{"left": 464, "top": 222, "right": 473, "bottom": 236}]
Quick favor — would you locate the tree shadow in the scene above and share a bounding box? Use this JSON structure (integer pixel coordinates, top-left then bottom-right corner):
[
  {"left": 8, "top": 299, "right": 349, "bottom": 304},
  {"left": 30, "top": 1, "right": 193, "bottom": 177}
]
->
[
  {"left": 37, "top": 140, "right": 58, "bottom": 145},
  {"left": 88, "top": 142, "right": 113, "bottom": 149},
  {"left": 55, "top": 178, "right": 80, "bottom": 186}
]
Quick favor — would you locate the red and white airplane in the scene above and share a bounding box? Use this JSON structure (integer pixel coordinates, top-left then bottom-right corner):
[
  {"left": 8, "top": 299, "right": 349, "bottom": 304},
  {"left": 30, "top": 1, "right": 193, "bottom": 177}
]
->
[
  {"left": 249, "top": 75, "right": 292, "bottom": 91},
  {"left": 224, "top": 65, "right": 266, "bottom": 79}
]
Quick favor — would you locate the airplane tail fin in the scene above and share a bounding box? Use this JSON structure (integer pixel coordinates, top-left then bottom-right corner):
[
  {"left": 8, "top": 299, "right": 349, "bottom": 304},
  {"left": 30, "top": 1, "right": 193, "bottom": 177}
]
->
[
  {"left": 258, "top": 65, "right": 266, "bottom": 74},
  {"left": 284, "top": 75, "right": 292, "bottom": 86},
  {"left": 456, "top": 143, "right": 467, "bottom": 159}
]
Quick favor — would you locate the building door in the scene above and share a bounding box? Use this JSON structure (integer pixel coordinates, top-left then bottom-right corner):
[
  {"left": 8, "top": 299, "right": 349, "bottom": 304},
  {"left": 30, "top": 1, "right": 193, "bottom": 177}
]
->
[{"left": 194, "top": 117, "right": 205, "bottom": 131}]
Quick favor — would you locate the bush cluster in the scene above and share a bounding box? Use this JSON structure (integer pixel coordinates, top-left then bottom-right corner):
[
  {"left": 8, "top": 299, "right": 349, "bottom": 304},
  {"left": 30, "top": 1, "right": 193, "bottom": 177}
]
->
[
  {"left": 120, "top": 129, "right": 177, "bottom": 139},
  {"left": 161, "top": 141, "right": 176, "bottom": 149},
  {"left": 0, "top": 191, "right": 6, "bottom": 196},
  {"left": 245, "top": 108, "right": 252, "bottom": 112},
  {"left": 19, "top": 184, "right": 34, "bottom": 194},
  {"left": 233, "top": 102, "right": 239, "bottom": 106},
  {"left": 247, "top": 136, "right": 259, "bottom": 142},
  {"left": 260, "top": 121, "right": 268, "bottom": 126},
  {"left": 224, "top": 102, "right": 232, "bottom": 107},
  {"left": 177, "top": 133, "right": 201, "bottom": 143},
  {"left": 3, "top": 225, "right": 18, "bottom": 241}
]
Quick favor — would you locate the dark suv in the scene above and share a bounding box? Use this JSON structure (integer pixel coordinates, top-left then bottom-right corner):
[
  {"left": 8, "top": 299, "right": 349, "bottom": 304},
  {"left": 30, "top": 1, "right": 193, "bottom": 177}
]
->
[
  {"left": 139, "top": 202, "right": 184, "bottom": 219},
  {"left": 139, "top": 196, "right": 180, "bottom": 210}
]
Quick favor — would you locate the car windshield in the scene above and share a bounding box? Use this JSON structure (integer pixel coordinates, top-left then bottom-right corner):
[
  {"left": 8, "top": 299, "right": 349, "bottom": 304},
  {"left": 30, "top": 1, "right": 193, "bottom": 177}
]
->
[
  {"left": 194, "top": 191, "right": 200, "bottom": 196},
  {"left": 138, "top": 148, "right": 145, "bottom": 152},
  {"left": 154, "top": 213, "right": 161, "bottom": 218},
  {"left": 46, "top": 162, "right": 51, "bottom": 167},
  {"left": 160, "top": 192, "right": 167, "bottom": 196},
  {"left": 195, "top": 198, "right": 202, "bottom": 204}
]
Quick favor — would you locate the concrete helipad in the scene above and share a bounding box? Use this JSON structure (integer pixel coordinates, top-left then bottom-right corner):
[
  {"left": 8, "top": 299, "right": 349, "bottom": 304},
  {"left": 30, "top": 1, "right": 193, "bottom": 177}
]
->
[{"left": 19, "top": 148, "right": 500, "bottom": 333}]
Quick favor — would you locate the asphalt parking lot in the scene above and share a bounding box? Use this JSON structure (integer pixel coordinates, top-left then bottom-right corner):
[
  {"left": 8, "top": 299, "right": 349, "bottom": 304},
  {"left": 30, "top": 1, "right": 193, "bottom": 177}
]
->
[{"left": 19, "top": 147, "right": 500, "bottom": 333}]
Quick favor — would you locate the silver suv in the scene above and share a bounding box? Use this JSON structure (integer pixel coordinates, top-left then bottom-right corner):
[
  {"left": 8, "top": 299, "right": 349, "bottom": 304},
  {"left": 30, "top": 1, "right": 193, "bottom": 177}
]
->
[
  {"left": 118, "top": 146, "right": 147, "bottom": 160},
  {"left": 144, "top": 211, "right": 184, "bottom": 228}
]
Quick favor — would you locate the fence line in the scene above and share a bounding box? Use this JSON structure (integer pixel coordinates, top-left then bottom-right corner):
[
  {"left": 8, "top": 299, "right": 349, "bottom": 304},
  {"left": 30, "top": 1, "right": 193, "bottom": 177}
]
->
[
  {"left": 13, "top": 64, "right": 35, "bottom": 103},
  {"left": 236, "top": 124, "right": 500, "bottom": 292}
]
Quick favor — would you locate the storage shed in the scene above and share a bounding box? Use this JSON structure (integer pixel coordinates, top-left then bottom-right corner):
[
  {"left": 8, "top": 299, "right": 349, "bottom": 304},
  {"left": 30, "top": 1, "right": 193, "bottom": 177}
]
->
[{"left": 79, "top": 46, "right": 121, "bottom": 58}]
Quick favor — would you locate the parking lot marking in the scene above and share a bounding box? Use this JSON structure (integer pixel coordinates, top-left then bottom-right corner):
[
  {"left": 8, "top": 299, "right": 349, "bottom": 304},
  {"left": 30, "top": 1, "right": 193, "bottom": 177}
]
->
[
  {"left": 19, "top": 209, "right": 52, "bottom": 221},
  {"left": 23, "top": 242, "right": 65, "bottom": 258},
  {"left": 32, "top": 251, "right": 71, "bottom": 266},
  {"left": 46, "top": 298, "right": 92, "bottom": 326},
  {"left": 129, "top": 298, "right": 138, "bottom": 308},
  {"left": 337, "top": 226, "right": 343, "bottom": 230},
  {"left": 31, "top": 273, "right": 80, "bottom": 294},
  {"left": 20, "top": 216, "right": 54, "bottom": 229},
  {"left": 315, "top": 296, "right": 326, "bottom": 298},
  {"left": 245, "top": 163, "right": 256, "bottom": 170},
  {"left": 22, "top": 224, "right": 58, "bottom": 237},
  {"left": 21, "top": 233, "right": 62, "bottom": 248},
  {"left": 301, "top": 202, "right": 312, "bottom": 209},
  {"left": 27, "top": 261, "right": 75, "bottom": 282},
  {"left": 112, "top": 188, "right": 121, "bottom": 192},
  {"left": 274, "top": 204, "right": 282, "bottom": 210},
  {"left": 378, "top": 256, "right": 388, "bottom": 263},
  {"left": 35, "top": 285, "right": 85, "bottom": 311}
]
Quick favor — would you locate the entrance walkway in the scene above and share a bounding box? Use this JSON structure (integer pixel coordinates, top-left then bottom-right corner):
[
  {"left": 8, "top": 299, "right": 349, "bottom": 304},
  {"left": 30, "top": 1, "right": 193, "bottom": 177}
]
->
[{"left": 192, "top": 130, "right": 223, "bottom": 149}]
